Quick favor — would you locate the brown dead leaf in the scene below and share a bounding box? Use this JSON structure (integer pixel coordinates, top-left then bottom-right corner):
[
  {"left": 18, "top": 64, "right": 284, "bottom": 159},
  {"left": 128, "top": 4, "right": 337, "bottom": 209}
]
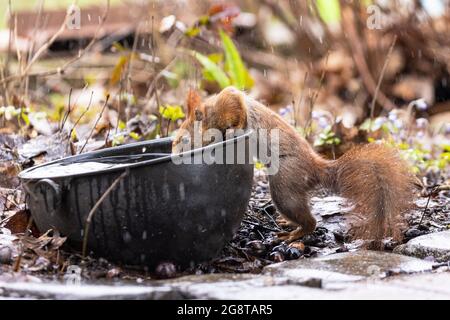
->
[
  {"left": 4, "top": 209, "right": 40, "bottom": 237},
  {"left": 19, "top": 229, "right": 66, "bottom": 262},
  {"left": 0, "top": 188, "right": 22, "bottom": 211},
  {"left": 0, "top": 162, "right": 21, "bottom": 189}
]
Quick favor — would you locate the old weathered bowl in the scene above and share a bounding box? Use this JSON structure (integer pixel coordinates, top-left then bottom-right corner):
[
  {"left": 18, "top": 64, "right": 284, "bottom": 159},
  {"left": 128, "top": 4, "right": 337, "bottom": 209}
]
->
[{"left": 19, "top": 131, "right": 254, "bottom": 268}]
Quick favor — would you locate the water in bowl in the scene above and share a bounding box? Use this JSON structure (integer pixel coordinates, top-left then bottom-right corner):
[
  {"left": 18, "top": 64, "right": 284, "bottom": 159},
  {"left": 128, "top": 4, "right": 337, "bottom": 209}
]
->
[{"left": 21, "top": 153, "right": 170, "bottom": 179}]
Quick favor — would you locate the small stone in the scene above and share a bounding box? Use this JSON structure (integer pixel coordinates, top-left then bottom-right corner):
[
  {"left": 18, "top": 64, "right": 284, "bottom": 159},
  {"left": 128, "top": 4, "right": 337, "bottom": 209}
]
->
[
  {"left": 302, "top": 234, "right": 322, "bottom": 246},
  {"left": 289, "top": 242, "right": 305, "bottom": 252},
  {"left": 262, "top": 237, "right": 276, "bottom": 247},
  {"left": 394, "top": 230, "right": 450, "bottom": 262},
  {"left": 106, "top": 268, "right": 121, "bottom": 279},
  {"left": 246, "top": 240, "right": 266, "bottom": 256},
  {"left": 332, "top": 231, "right": 346, "bottom": 242},
  {"left": 269, "top": 251, "right": 284, "bottom": 262},
  {"left": 136, "top": 278, "right": 144, "bottom": 284},
  {"left": 336, "top": 246, "right": 349, "bottom": 253},
  {"left": 405, "top": 228, "right": 426, "bottom": 239},
  {"left": 155, "top": 262, "right": 177, "bottom": 279},
  {"left": 285, "top": 247, "right": 301, "bottom": 260},
  {"left": 0, "top": 246, "right": 12, "bottom": 264},
  {"left": 272, "top": 244, "right": 288, "bottom": 254}
]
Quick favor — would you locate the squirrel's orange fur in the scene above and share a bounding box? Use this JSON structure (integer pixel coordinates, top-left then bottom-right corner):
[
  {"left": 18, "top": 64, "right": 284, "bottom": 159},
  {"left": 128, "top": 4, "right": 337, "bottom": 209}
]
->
[{"left": 173, "top": 87, "right": 416, "bottom": 248}]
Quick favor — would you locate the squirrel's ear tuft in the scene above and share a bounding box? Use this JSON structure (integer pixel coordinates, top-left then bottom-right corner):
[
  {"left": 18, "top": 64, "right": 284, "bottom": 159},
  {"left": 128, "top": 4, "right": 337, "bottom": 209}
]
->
[
  {"left": 213, "top": 86, "right": 247, "bottom": 129},
  {"left": 186, "top": 88, "right": 202, "bottom": 119}
]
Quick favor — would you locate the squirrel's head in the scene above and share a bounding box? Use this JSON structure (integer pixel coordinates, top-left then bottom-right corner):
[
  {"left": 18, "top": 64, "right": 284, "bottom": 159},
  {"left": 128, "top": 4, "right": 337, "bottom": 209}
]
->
[{"left": 172, "top": 86, "right": 248, "bottom": 153}]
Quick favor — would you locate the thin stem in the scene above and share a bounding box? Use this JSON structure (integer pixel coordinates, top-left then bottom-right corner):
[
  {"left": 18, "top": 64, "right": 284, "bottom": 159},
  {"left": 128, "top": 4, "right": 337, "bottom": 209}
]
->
[
  {"left": 370, "top": 36, "right": 397, "bottom": 120},
  {"left": 82, "top": 170, "right": 128, "bottom": 257},
  {"left": 69, "top": 91, "right": 94, "bottom": 140},
  {"left": 79, "top": 94, "right": 110, "bottom": 154}
]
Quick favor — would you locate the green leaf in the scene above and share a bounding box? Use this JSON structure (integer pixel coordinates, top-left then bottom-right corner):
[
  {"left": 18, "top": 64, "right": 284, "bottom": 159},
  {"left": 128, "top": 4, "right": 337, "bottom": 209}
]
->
[
  {"left": 202, "top": 69, "right": 217, "bottom": 83},
  {"left": 244, "top": 70, "right": 255, "bottom": 89},
  {"left": 129, "top": 132, "right": 141, "bottom": 140},
  {"left": 112, "top": 134, "right": 125, "bottom": 146},
  {"left": 316, "top": 0, "right": 341, "bottom": 24},
  {"left": 21, "top": 112, "right": 30, "bottom": 126},
  {"left": 207, "top": 53, "right": 223, "bottom": 64},
  {"left": 110, "top": 55, "right": 129, "bottom": 86},
  {"left": 185, "top": 26, "right": 201, "bottom": 38},
  {"left": 112, "top": 42, "right": 126, "bottom": 52},
  {"left": 255, "top": 160, "right": 265, "bottom": 170},
  {"left": 313, "top": 125, "right": 341, "bottom": 147},
  {"left": 70, "top": 129, "right": 77, "bottom": 141},
  {"left": 219, "top": 29, "right": 253, "bottom": 90},
  {"left": 199, "top": 15, "right": 210, "bottom": 25},
  {"left": 159, "top": 105, "right": 186, "bottom": 122},
  {"left": 193, "top": 51, "right": 230, "bottom": 88},
  {"left": 118, "top": 120, "right": 126, "bottom": 130}
]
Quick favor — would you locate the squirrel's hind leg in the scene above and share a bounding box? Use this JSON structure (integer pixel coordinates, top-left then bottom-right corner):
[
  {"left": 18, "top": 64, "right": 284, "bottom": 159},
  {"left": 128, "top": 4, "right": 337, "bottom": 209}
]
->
[
  {"left": 272, "top": 197, "right": 317, "bottom": 243},
  {"left": 276, "top": 216, "right": 297, "bottom": 228},
  {"left": 269, "top": 160, "right": 318, "bottom": 243}
]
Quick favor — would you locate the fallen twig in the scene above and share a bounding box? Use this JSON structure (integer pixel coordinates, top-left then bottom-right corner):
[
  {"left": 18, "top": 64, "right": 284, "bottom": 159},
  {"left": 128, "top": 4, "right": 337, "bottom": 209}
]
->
[
  {"left": 418, "top": 193, "right": 432, "bottom": 226},
  {"left": 82, "top": 169, "right": 128, "bottom": 257}
]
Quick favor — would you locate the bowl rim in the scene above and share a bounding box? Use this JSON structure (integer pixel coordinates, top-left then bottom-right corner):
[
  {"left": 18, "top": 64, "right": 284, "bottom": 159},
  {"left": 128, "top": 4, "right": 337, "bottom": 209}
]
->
[{"left": 19, "top": 129, "right": 254, "bottom": 180}]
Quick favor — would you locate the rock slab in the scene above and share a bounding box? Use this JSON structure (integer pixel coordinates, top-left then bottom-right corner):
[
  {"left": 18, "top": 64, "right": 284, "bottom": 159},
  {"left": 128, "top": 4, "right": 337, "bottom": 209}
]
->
[{"left": 394, "top": 230, "right": 450, "bottom": 262}]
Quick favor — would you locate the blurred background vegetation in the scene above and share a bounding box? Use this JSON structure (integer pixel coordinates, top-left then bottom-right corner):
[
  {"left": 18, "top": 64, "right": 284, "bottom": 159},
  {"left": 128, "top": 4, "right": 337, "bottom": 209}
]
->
[{"left": 0, "top": 0, "right": 449, "bottom": 185}]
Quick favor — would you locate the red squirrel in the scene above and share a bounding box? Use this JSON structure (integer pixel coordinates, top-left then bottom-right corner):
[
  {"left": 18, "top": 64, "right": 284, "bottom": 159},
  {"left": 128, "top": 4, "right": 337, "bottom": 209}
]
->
[{"left": 173, "top": 86, "right": 416, "bottom": 248}]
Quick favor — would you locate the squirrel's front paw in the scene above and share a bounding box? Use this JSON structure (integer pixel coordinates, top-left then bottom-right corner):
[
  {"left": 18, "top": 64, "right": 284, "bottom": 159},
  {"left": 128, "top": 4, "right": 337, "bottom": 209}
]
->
[{"left": 276, "top": 227, "right": 305, "bottom": 243}]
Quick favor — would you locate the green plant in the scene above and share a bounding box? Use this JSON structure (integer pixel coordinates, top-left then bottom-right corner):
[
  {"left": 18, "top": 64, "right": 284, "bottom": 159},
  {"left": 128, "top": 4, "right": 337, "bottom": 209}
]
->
[
  {"left": 313, "top": 125, "right": 341, "bottom": 147},
  {"left": 394, "top": 141, "right": 450, "bottom": 174},
  {"left": 159, "top": 105, "right": 185, "bottom": 122},
  {"left": 359, "top": 117, "right": 396, "bottom": 134},
  {"left": 193, "top": 30, "right": 253, "bottom": 90},
  {"left": 0, "top": 105, "right": 30, "bottom": 126},
  {"left": 110, "top": 43, "right": 133, "bottom": 87},
  {"left": 0, "top": 106, "right": 21, "bottom": 121},
  {"left": 315, "top": 0, "right": 341, "bottom": 24},
  {"left": 164, "top": 60, "right": 192, "bottom": 88},
  {"left": 194, "top": 52, "right": 230, "bottom": 88},
  {"left": 159, "top": 104, "right": 185, "bottom": 137}
]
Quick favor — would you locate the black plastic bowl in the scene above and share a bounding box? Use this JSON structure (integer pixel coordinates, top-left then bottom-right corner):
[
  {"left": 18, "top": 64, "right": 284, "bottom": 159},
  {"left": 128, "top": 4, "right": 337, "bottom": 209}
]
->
[{"left": 19, "top": 131, "right": 254, "bottom": 268}]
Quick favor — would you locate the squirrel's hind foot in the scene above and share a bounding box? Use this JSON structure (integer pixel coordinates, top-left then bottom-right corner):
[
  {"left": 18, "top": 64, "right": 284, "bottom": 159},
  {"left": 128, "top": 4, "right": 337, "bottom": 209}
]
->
[
  {"left": 276, "top": 216, "right": 297, "bottom": 228},
  {"left": 277, "top": 227, "right": 305, "bottom": 243}
]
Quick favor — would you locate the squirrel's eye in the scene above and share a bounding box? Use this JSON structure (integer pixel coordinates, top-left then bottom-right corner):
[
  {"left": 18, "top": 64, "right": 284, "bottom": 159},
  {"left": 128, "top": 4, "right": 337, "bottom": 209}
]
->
[{"left": 182, "top": 136, "right": 189, "bottom": 144}]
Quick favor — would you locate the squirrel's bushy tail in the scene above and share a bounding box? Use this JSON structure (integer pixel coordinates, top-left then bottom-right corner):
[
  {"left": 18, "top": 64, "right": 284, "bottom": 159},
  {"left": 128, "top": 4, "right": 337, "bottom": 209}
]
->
[{"left": 328, "top": 143, "right": 416, "bottom": 248}]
